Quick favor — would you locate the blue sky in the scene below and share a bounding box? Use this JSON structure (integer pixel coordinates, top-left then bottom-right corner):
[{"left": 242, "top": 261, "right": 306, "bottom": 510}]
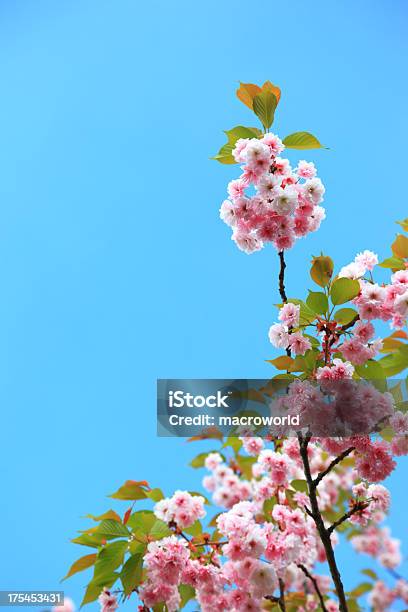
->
[{"left": 0, "top": 0, "right": 407, "bottom": 609}]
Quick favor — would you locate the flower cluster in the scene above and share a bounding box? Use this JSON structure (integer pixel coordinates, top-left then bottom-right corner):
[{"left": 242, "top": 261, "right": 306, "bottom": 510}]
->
[
  {"left": 140, "top": 536, "right": 190, "bottom": 611},
  {"left": 219, "top": 135, "right": 326, "bottom": 253},
  {"left": 340, "top": 251, "right": 408, "bottom": 329},
  {"left": 269, "top": 302, "right": 312, "bottom": 355},
  {"left": 154, "top": 490, "right": 206, "bottom": 528}
]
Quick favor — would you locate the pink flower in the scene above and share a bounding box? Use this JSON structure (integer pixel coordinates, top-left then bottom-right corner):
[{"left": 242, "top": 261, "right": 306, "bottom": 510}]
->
[
  {"left": 391, "top": 435, "right": 408, "bottom": 455},
  {"left": 354, "top": 321, "right": 374, "bottom": 342},
  {"left": 367, "top": 484, "right": 390, "bottom": 512},
  {"left": 241, "top": 436, "right": 265, "bottom": 456},
  {"left": 391, "top": 269, "right": 408, "bottom": 284},
  {"left": 296, "top": 160, "right": 317, "bottom": 179},
  {"left": 355, "top": 249, "right": 378, "bottom": 271},
  {"left": 154, "top": 491, "right": 206, "bottom": 528},
  {"left": 316, "top": 359, "right": 354, "bottom": 381},
  {"left": 232, "top": 230, "right": 264, "bottom": 254},
  {"left": 232, "top": 138, "right": 250, "bottom": 163},
  {"left": 390, "top": 411, "right": 408, "bottom": 435},
  {"left": 250, "top": 560, "right": 277, "bottom": 598},
  {"left": 338, "top": 261, "right": 365, "bottom": 279},
  {"left": 288, "top": 332, "right": 312, "bottom": 355},
  {"left": 303, "top": 177, "right": 325, "bottom": 204},
  {"left": 98, "top": 590, "right": 118, "bottom": 612},
  {"left": 340, "top": 338, "right": 371, "bottom": 365},
  {"left": 278, "top": 302, "right": 300, "bottom": 327},
  {"left": 272, "top": 185, "right": 298, "bottom": 215},
  {"left": 227, "top": 179, "right": 246, "bottom": 201},
  {"left": 355, "top": 440, "right": 396, "bottom": 482},
  {"left": 273, "top": 157, "right": 292, "bottom": 176},
  {"left": 393, "top": 289, "right": 408, "bottom": 315},
  {"left": 204, "top": 452, "right": 223, "bottom": 470},
  {"left": 261, "top": 133, "right": 284, "bottom": 156},
  {"left": 258, "top": 450, "right": 293, "bottom": 485},
  {"left": 309, "top": 205, "right": 326, "bottom": 232},
  {"left": 268, "top": 323, "right": 290, "bottom": 349},
  {"left": 220, "top": 200, "right": 237, "bottom": 227}
]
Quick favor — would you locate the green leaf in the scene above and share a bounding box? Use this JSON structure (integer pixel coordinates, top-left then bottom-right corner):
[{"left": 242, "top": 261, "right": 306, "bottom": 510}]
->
[
  {"left": 263, "top": 496, "right": 277, "bottom": 521},
  {"left": 224, "top": 126, "right": 262, "bottom": 141},
  {"left": 62, "top": 553, "right": 97, "bottom": 581},
  {"left": 223, "top": 436, "right": 242, "bottom": 452},
  {"left": 146, "top": 488, "right": 165, "bottom": 502},
  {"left": 96, "top": 520, "right": 130, "bottom": 538},
  {"left": 184, "top": 520, "right": 203, "bottom": 537},
  {"left": 236, "top": 455, "right": 256, "bottom": 479},
  {"left": 149, "top": 519, "right": 172, "bottom": 540},
  {"left": 179, "top": 584, "right": 196, "bottom": 608},
  {"left": 379, "top": 346, "right": 408, "bottom": 376},
  {"left": 379, "top": 255, "right": 405, "bottom": 271},
  {"left": 306, "top": 291, "right": 328, "bottom": 315},
  {"left": 310, "top": 255, "right": 334, "bottom": 287},
  {"left": 282, "top": 131, "right": 325, "bottom": 149},
  {"left": 94, "top": 541, "right": 128, "bottom": 580},
  {"left": 361, "top": 568, "right": 378, "bottom": 580},
  {"left": 330, "top": 278, "right": 360, "bottom": 305},
  {"left": 127, "top": 510, "right": 156, "bottom": 533},
  {"left": 120, "top": 554, "right": 143, "bottom": 595},
  {"left": 71, "top": 533, "right": 107, "bottom": 548},
  {"left": 397, "top": 218, "right": 408, "bottom": 232},
  {"left": 346, "top": 598, "right": 362, "bottom": 612},
  {"left": 267, "top": 355, "right": 294, "bottom": 370},
  {"left": 291, "top": 479, "right": 309, "bottom": 493},
  {"left": 349, "top": 582, "right": 373, "bottom": 597},
  {"left": 334, "top": 307, "right": 358, "bottom": 325},
  {"left": 355, "top": 360, "right": 386, "bottom": 382},
  {"left": 212, "top": 142, "right": 235, "bottom": 164},
  {"left": 85, "top": 510, "right": 122, "bottom": 522},
  {"left": 109, "top": 480, "right": 150, "bottom": 501},
  {"left": 252, "top": 90, "right": 278, "bottom": 129},
  {"left": 81, "top": 572, "right": 119, "bottom": 606}
]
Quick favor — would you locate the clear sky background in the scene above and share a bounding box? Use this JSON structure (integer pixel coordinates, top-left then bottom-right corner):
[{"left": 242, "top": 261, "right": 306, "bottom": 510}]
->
[{"left": 0, "top": 1, "right": 407, "bottom": 610}]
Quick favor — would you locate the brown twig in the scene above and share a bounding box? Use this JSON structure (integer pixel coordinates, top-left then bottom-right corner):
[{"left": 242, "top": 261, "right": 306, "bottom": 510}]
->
[
  {"left": 298, "top": 433, "right": 349, "bottom": 612},
  {"left": 278, "top": 250, "right": 292, "bottom": 358},
  {"left": 327, "top": 501, "right": 370, "bottom": 536},
  {"left": 313, "top": 447, "right": 355, "bottom": 489},
  {"left": 297, "top": 563, "right": 328, "bottom": 612},
  {"left": 278, "top": 578, "right": 286, "bottom": 612},
  {"left": 278, "top": 250, "right": 288, "bottom": 303}
]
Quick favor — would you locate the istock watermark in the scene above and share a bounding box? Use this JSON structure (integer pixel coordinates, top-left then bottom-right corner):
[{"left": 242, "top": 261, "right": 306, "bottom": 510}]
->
[{"left": 157, "top": 378, "right": 404, "bottom": 439}]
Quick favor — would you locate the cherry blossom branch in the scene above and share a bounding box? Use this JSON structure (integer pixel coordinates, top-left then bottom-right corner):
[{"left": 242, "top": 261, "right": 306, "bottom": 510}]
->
[
  {"left": 278, "top": 250, "right": 293, "bottom": 358},
  {"left": 327, "top": 500, "right": 371, "bottom": 536},
  {"left": 278, "top": 578, "right": 286, "bottom": 612},
  {"left": 297, "top": 563, "right": 328, "bottom": 612},
  {"left": 278, "top": 250, "right": 288, "bottom": 304},
  {"left": 298, "top": 433, "right": 349, "bottom": 612},
  {"left": 313, "top": 447, "right": 355, "bottom": 489}
]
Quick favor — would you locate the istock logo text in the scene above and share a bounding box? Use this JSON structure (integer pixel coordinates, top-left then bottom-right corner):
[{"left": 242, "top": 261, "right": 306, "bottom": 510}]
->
[{"left": 168, "top": 390, "right": 230, "bottom": 408}]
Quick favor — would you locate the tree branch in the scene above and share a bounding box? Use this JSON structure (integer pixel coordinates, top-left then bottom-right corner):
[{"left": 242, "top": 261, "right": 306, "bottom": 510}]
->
[
  {"left": 278, "top": 250, "right": 288, "bottom": 304},
  {"left": 327, "top": 501, "right": 370, "bottom": 536},
  {"left": 313, "top": 447, "right": 355, "bottom": 489},
  {"left": 298, "top": 433, "right": 349, "bottom": 612},
  {"left": 278, "top": 578, "right": 286, "bottom": 612},
  {"left": 297, "top": 563, "right": 328, "bottom": 612}
]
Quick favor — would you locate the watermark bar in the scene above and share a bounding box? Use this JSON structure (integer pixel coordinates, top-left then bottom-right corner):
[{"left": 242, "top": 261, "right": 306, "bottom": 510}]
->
[
  {"left": 0, "top": 592, "right": 64, "bottom": 607},
  {"left": 157, "top": 378, "right": 404, "bottom": 438}
]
